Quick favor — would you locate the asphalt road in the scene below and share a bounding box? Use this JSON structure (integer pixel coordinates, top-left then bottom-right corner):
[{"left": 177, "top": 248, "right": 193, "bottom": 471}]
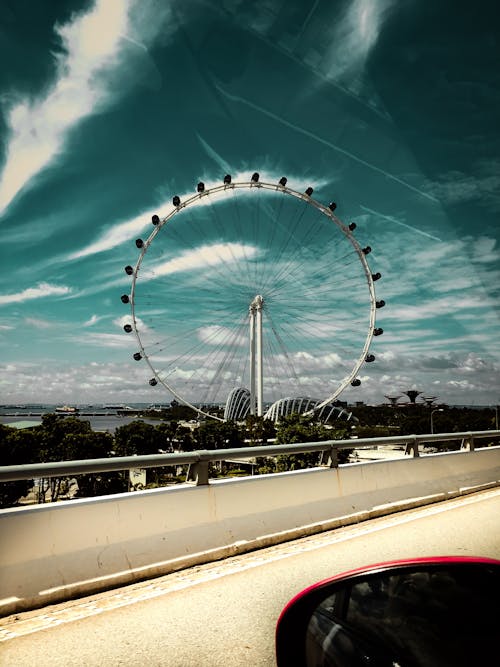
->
[{"left": 2, "top": 487, "right": 500, "bottom": 666}]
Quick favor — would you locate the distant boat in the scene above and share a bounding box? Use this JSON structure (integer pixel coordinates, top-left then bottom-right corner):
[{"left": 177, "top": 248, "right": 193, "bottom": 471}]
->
[{"left": 55, "top": 405, "right": 79, "bottom": 414}]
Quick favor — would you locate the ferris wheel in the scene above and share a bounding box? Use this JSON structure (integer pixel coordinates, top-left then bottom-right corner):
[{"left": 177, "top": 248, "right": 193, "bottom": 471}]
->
[{"left": 120, "top": 174, "right": 384, "bottom": 421}]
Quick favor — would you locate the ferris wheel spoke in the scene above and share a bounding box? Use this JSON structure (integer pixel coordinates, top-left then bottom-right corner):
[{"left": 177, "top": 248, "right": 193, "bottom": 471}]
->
[
  {"left": 202, "top": 321, "right": 248, "bottom": 406},
  {"left": 227, "top": 188, "right": 255, "bottom": 290},
  {"left": 125, "top": 178, "right": 381, "bottom": 420}
]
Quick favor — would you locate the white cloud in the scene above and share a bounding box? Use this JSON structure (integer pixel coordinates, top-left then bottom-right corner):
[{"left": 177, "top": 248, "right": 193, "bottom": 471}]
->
[
  {"left": 0, "top": 282, "right": 71, "bottom": 305},
  {"left": 423, "top": 161, "right": 500, "bottom": 211},
  {"left": 66, "top": 168, "right": 331, "bottom": 260},
  {"left": 324, "top": 0, "right": 395, "bottom": 83},
  {"left": 470, "top": 236, "right": 498, "bottom": 264},
  {"left": 0, "top": 1, "right": 132, "bottom": 215},
  {"left": 383, "top": 294, "right": 495, "bottom": 322},
  {"left": 24, "top": 317, "right": 54, "bottom": 330},
  {"left": 197, "top": 325, "right": 246, "bottom": 347},
  {"left": 151, "top": 242, "right": 259, "bottom": 278},
  {"left": 72, "top": 332, "right": 134, "bottom": 348},
  {"left": 113, "top": 314, "right": 150, "bottom": 333},
  {"left": 0, "top": 0, "right": 174, "bottom": 217},
  {"left": 0, "top": 360, "right": 159, "bottom": 404}
]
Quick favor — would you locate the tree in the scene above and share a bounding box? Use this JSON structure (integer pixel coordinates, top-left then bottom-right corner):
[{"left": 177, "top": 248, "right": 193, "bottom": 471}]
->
[
  {"left": 34, "top": 415, "right": 116, "bottom": 501},
  {"left": 114, "top": 420, "right": 164, "bottom": 456},
  {"left": 166, "top": 400, "right": 198, "bottom": 421},
  {"left": 193, "top": 420, "right": 244, "bottom": 450},
  {"left": 113, "top": 420, "right": 170, "bottom": 489},
  {"left": 245, "top": 415, "right": 276, "bottom": 445},
  {"left": 272, "top": 414, "right": 351, "bottom": 472},
  {"left": 0, "top": 425, "right": 37, "bottom": 507},
  {"left": 36, "top": 414, "right": 95, "bottom": 462},
  {"left": 175, "top": 425, "right": 194, "bottom": 451}
]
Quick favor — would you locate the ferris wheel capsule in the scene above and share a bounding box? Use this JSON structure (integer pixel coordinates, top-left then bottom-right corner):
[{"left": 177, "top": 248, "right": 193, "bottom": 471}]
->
[{"left": 123, "top": 178, "right": 382, "bottom": 421}]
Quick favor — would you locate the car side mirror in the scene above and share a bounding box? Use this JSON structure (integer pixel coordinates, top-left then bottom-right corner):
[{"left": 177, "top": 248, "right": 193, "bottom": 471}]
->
[{"left": 276, "top": 557, "right": 500, "bottom": 667}]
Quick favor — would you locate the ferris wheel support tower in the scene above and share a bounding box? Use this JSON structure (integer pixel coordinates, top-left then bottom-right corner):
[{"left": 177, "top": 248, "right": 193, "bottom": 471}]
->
[{"left": 249, "top": 295, "right": 264, "bottom": 416}]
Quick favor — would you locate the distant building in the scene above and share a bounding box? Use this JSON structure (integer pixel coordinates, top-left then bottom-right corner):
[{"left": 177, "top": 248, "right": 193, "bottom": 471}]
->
[
  {"left": 384, "top": 395, "right": 402, "bottom": 406},
  {"left": 422, "top": 396, "right": 438, "bottom": 406},
  {"left": 403, "top": 390, "right": 422, "bottom": 404},
  {"left": 265, "top": 397, "right": 357, "bottom": 425},
  {"left": 224, "top": 387, "right": 251, "bottom": 421},
  {"left": 224, "top": 388, "right": 358, "bottom": 425}
]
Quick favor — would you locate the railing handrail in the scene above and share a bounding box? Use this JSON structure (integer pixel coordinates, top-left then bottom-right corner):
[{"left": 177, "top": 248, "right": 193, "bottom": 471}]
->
[{"left": 1, "top": 430, "right": 499, "bottom": 484}]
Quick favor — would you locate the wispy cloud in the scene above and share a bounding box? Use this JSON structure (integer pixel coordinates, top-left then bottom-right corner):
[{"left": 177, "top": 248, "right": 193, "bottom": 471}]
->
[
  {"left": 66, "top": 169, "right": 328, "bottom": 260},
  {"left": 0, "top": 1, "right": 132, "bottom": 216},
  {"left": 324, "top": 0, "right": 395, "bottom": 83},
  {"left": 0, "top": 0, "right": 173, "bottom": 218},
  {"left": 0, "top": 282, "right": 71, "bottom": 306},
  {"left": 469, "top": 236, "right": 498, "bottom": 264},
  {"left": 24, "top": 317, "right": 55, "bottom": 329},
  {"left": 83, "top": 314, "right": 101, "bottom": 327},
  {"left": 71, "top": 332, "right": 133, "bottom": 349},
  {"left": 383, "top": 295, "right": 495, "bottom": 322},
  {"left": 423, "top": 160, "right": 500, "bottom": 212},
  {"left": 66, "top": 204, "right": 158, "bottom": 260},
  {"left": 150, "top": 243, "right": 259, "bottom": 278},
  {"left": 113, "top": 315, "right": 150, "bottom": 333},
  {"left": 197, "top": 325, "right": 246, "bottom": 347}
]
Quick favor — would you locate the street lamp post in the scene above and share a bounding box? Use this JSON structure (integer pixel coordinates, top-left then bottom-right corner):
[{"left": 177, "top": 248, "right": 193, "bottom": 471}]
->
[{"left": 431, "top": 408, "right": 444, "bottom": 434}]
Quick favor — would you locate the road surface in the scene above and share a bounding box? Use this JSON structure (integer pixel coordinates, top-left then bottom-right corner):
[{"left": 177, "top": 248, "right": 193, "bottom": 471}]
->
[{"left": 2, "top": 487, "right": 500, "bottom": 666}]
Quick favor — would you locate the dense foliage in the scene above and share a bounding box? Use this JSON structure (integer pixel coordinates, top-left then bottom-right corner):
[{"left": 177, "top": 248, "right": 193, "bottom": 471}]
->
[
  {"left": 1, "top": 405, "right": 498, "bottom": 507},
  {"left": 350, "top": 405, "right": 497, "bottom": 439}
]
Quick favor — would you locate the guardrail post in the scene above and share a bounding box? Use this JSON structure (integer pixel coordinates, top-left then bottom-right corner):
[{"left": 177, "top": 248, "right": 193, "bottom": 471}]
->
[
  {"left": 328, "top": 446, "right": 339, "bottom": 468},
  {"left": 186, "top": 461, "right": 209, "bottom": 485},
  {"left": 404, "top": 437, "right": 420, "bottom": 457},
  {"left": 461, "top": 434, "right": 475, "bottom": 451}
]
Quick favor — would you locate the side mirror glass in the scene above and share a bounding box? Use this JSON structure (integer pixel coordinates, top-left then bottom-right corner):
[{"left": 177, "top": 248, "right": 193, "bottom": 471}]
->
[{"left": 276, "top": 557, "right": 500, "bottom": 666}]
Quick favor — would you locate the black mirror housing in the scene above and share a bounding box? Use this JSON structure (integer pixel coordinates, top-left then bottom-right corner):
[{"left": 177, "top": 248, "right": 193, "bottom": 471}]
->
[{"left": 276, "top": 557, "right": 500, "bottom": 667}]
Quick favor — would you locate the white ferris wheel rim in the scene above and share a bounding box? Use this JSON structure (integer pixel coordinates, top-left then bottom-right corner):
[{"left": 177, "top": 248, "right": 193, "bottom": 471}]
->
[{"left": 127, "top": 179, "right": 378, "bottom": 421}]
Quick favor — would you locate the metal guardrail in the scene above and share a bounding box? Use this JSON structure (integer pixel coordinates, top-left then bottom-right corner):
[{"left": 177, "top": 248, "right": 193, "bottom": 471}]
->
[{"left": 1, "top": 431, "right": 499, "bottom": 486}]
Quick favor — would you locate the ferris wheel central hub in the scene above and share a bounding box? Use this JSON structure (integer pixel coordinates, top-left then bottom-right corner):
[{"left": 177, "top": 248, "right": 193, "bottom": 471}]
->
[{"left": 249, "top": 294, "right": 264, "bottom": 312}]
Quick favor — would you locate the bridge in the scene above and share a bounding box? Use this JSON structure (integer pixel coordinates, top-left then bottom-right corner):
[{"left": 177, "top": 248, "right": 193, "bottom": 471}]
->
[
  {"left": 1, "top": 488, "right": 500, "bottom": 665},
  {"left": 1, "top": 431, "right": 500, "bottom": 663}
]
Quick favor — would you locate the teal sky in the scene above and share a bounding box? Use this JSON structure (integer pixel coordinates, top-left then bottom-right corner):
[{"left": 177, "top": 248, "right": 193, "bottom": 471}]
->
[{"left": 0, "top": 0, "right": 498, "bottom": 407}]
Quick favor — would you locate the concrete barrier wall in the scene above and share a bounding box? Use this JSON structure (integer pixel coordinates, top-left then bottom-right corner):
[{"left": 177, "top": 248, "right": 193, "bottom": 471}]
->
[{"left": 1, "top": 447, "right": 500, "bottom": 615}]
